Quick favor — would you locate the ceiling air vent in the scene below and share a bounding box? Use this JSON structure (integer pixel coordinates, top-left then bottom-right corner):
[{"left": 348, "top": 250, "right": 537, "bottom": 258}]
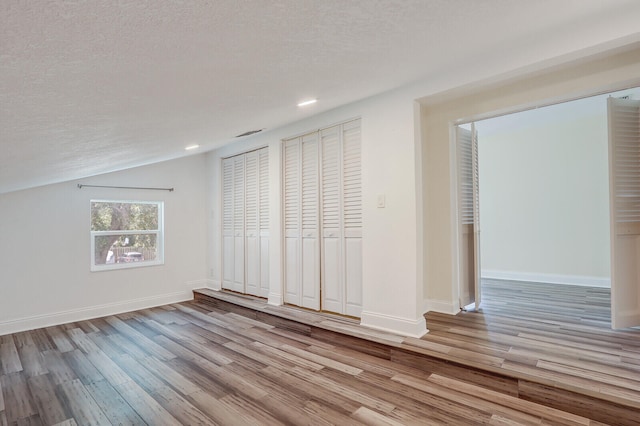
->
[{"left": 235, "top": 129, "right": 263, "bottom": 138}]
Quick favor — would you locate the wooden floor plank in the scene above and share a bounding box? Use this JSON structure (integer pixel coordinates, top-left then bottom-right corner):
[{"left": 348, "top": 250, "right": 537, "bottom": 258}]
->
[
  {"left": 40, "top": 351, "right": 77, "bottom": 386},
  {"left": 84, "top": 379, "right": 146, "bottom": 425},
  {"left": 0, "top": 372, "right": 37, "bottom": 423},
  {"left": 56, "top": 379, "right": 110, "bottom": 426},
  {"left": 26, "top": 374, "right": 68, "bottom": 426},
  {"left": 0, "top": 336, "right": 23, "bottom": 375},
  {"left": 104, "top": 316, "right": 176, "bottom": 361},
  {"left": 112, "top": 380, "right": 181, "bottom": 426},
  {"left": 44, "top": 328, "right": 75, "bottom": 354}
]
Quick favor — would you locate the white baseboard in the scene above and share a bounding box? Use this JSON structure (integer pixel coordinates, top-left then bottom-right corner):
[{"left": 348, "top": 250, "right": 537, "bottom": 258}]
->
[
  {"left": 210, "top": 279, "right": 222, "bottom": 291},
  {"left": 425, "top": 298, "right": 460, "bottom": 315},
  {"left": 360, "top": 311, "right": 428, "bottom": 338},
  {"left": 0, "top": 290, "right": 193, "bottom": 336},
  {"left": 186, "top": 279, "right": 217, "bottom": 290},
  {"left": 482, "top": 270, "right": 611, "bottom": 288}
]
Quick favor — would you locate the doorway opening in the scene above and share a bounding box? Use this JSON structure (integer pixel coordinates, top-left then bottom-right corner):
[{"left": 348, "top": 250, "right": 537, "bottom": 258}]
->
[{"left": 453, "top": 86, "right": 640, "bottom": 328}]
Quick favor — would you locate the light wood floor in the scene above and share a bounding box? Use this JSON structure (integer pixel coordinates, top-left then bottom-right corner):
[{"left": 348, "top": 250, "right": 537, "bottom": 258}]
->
[
  {"left": 0, "top": 295, "right": 620, "bottom": 425},
  {"left": 417, "top": 280, "right": 640, "bottom": 413}
]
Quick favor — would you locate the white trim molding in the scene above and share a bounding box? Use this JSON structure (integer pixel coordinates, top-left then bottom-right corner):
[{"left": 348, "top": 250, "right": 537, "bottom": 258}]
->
[
  {"left": 209, "top": 279, "right": 222, "bottom": 291},
  {"left": 0, "top": 290, "right": 193, "bottom": 336},
  {"left": 360, "top": 310, "right": 428, "bottom": 338},
  {"left": 186, "top": 279, "right": 218, "bottom": 290},
  {"left": 267, "top": 292, "right": 283, "bottom": 306},
  {"left": 425, "top": 298, "right": 460, "bottom": 315},
  {"left": 482, "top": 270, "right": 611, "bottom": 288}
]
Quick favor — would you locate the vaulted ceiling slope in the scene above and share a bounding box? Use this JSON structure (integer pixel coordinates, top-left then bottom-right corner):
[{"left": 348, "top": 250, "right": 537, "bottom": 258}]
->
[{"left": 1, "top": 1, "right": 639, "bottom": 194}]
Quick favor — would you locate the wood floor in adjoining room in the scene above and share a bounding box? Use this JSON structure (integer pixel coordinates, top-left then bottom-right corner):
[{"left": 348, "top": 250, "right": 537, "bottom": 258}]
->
[{"left": 0, "top": 299, "right": 611, "bottom": 426}]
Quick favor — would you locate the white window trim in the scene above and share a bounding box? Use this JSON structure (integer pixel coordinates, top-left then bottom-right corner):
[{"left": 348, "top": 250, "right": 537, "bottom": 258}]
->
[{"left": 90, "top": 200, "right": 165, "bottom": 272}]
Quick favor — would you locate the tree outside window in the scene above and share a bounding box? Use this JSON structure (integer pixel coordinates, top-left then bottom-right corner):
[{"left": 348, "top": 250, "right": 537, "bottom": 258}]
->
[{"left": 90, "top": 200, "right": 164, "bottom": 271}]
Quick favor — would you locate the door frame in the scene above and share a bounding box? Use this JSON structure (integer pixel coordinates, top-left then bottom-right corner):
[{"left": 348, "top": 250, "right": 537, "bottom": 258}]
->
[{"left": 448, "top": 82, "right": 640, "bottom": 325}]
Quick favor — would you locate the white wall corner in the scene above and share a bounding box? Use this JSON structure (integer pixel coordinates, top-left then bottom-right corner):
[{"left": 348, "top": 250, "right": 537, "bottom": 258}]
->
[
  {"left": 360, "top": 310, "right": 428, "bottom": 338},
  {"left": 482, "top": 270, "right": 611, "bottom": 288},
  {"left": 425, "top": 298, "right": 460, "bottom": 315},
  {"left": 420, "top": 298, "right": 430, "bottom": 316},
  {"left": 0, "top": 290, "right": 194, "bottom": 336}
]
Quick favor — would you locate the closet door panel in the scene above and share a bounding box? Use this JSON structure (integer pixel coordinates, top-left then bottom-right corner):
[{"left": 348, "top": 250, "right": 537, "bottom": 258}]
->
[
  {"left": 345, "top": 236, "right": 363, "bottom": 317},
  {"left": 245, "top": 151, "right": 259, "bottom": 296},
  {"left": 258, "top": 147, "right": 270, "bottom": 297},
  {"left": 222, "top": 158, "right": 235, "bottom": 289},
  {"left": 321, "top": 126, "right": 343, "bottom": 313},
  {"left": 301, "top": 134, "right": 320, "bottom": 310},
  {"left": 322, "top": 235, "right": 342, "bottom": 313},
  {"left": 342, "top": 120, "right": 362, "bottom": 315},
  {"left": 285, "top": 238, "right": 300, "bottom": 304},
  {"left": 283, "top": 139, "right": 301, "bottom": 305},
  {"left": 231, "top": 155, "right": 245, "bottom": 292},
  {"left": 302, "top": 234, "right": 319, "bottom": 309},
  {"left": 259, "top": 234, "right": 270, "bottom": 297}
]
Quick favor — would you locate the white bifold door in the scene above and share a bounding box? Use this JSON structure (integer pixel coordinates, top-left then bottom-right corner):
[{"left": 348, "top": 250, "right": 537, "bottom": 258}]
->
[
  {"left": 283, "top": 133, "right": 321, "bottom": 310},
  {"left": 222, "top": 147, "right": 270, "bottom": 297},
  {"left": 456, "top": 124, "right": 481, "bottom": 311},
  {"left": 283, "top": 119, "right": 363, "bottom": 317},
  {"left": 608, "top": 97, "right": 640, "bottom": 329}
]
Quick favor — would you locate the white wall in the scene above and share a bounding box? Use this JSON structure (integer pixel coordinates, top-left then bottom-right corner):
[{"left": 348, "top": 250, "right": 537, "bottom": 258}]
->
[
  {"left": 0, "top": 155, "right": 208, "bottom": 335},
  {"left": 207, "top": 85, "right": 427, "bottom": 337},
  {"left": 476, "top": 95, "right": 611, "bottom": 286}
]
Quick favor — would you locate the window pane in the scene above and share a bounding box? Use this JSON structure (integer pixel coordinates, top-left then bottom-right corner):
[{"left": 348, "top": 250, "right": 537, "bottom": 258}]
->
[
  {"left": 94, "top": 234, "right": 158, "bottom": 265},
  {"left": 91, "top": 202, "right": 159, "bottom": 231}
]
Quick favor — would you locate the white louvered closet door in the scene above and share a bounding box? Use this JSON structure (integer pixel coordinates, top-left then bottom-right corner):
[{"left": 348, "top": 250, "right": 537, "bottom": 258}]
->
[
  {"left": 301, "top": 134, "right": 320, "bottom": 310},
  {"left": 283, "top": 134, "right": 321, "bottom": 310},
  {"left": 321, "top": 125, "right": 343, "bottom": 314},
  {"left": 222, "top": 158, "right": 235, "bottom": 290},
  {"left": 456, "top": 125, "right": 481, "bottom": 311},
  {"left": 342, "top": 120, "right": 363, "bottom": 317},
  {"left": 608, "top": 97, "right": 640, "bottom": 329},
  {"left": 258, "top": 147, "right": 270, "bottom": 298},
  {"left": 244, "top": 151, "right": 260, "bottom": 296},
  {"left": 222, "top": 148, "right": 269, "bottom": 296},
  {"left": 231, "top": 155, "right": 246, "bottom": 292},
  {"left": 284, "top": 138, "right": 302, "bottom": 306},
  {"left": 321, "top": 119, "right": 362, "bottom": 316}
]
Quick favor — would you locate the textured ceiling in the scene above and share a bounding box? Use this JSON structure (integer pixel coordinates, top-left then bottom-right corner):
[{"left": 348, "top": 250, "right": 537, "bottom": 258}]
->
[{"left": 1, "top": 0, "right": 640, "bottom": 194}]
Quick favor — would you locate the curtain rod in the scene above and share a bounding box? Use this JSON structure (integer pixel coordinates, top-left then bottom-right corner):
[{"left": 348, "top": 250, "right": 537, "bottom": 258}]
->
[{"left": 77, "top": 184, "right": 174, "bottom": 192}]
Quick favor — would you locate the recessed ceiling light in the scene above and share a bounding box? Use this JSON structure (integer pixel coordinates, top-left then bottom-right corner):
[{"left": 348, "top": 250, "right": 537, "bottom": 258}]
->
[
  {"left": 185, "top": 144, "right": 200, "bottom": 151},
  {"left": 297, "top": 99, "right": 317, "bottom": 107}
]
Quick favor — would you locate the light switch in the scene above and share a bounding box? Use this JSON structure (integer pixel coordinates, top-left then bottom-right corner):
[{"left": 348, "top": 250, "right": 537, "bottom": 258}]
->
[{"left": 377, "top": 194, "right": 385, "bottom": 208}]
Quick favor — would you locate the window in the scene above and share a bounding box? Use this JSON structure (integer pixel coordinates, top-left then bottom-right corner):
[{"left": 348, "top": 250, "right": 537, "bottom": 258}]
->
[{"left": 90, "top": 200, "right": 164, "bottom": 271}]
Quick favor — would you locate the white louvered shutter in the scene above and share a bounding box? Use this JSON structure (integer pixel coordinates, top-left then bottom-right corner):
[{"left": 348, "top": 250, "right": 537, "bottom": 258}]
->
[
  {"left": 301, "top": 134, "right": 320, "bottom": 310},
  {"left": 342, "top": 119, "right": 363, "bottom": 317},
  {"left": 244, "top": 151, "right": 259, "bottom": 296},
  {"left": 283, "top": 138, "right": 301, "bottom": 305},
  {"left": 471, "top": 124, "right": 481, "bottom": 310},
  {"left": 231, "top": 155, "right": 245, "bottom": 292},
  {"left": 321, "top": 125, "right": 343, "bottom": 314},
  {"left": 258, "top": 147, "right": 270, "bottom": 297},
  {"left": 456, "top": 126, "right": 480, "bottom": 310},
  {"left": 320, "top": 119, "right": 363, "bottom": 316},
  {"left": 608, "top": 97, "right": 640, "bottom": 329},
  {"left": 222, "top": 158, "right": 235, "bottom": 289}
]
